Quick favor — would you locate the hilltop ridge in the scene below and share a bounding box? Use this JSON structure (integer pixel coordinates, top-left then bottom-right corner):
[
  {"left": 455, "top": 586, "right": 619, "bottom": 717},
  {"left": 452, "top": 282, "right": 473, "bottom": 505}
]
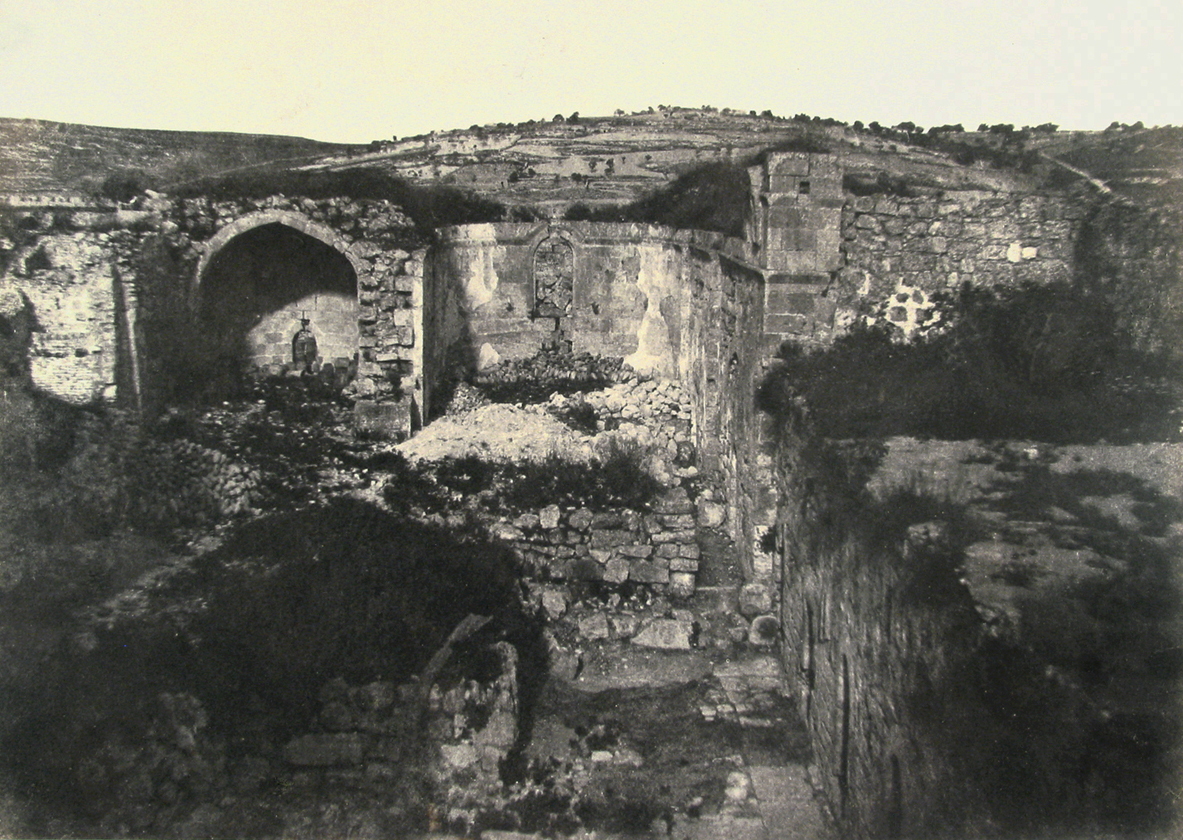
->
[{"left": 2, "top": 108, "right": 1180, "bottom": 215}]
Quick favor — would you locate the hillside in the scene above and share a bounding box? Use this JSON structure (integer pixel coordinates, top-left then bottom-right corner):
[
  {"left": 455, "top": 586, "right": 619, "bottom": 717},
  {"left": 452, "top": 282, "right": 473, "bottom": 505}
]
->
[
  {"left": 1, "top": 109, "right": 1180, "bottom": 218},
  {"left": 0, "top": 118, "right": 358, "bottom": 196}
]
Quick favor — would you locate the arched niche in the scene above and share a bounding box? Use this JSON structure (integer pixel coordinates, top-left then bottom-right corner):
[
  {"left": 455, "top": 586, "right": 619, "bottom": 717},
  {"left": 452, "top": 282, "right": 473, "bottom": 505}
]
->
[
  {"left": 197, "top": 220, "right": 359, "bottom": 377},
  {"left": 530, "top": 229, "right": 576, "bottom": 318}
]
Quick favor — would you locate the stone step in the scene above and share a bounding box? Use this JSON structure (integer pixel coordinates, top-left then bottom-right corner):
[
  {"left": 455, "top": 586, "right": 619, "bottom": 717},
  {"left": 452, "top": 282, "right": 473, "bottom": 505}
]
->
[{"left": 749, "top": 764, "right": 835, "bottom": 840}]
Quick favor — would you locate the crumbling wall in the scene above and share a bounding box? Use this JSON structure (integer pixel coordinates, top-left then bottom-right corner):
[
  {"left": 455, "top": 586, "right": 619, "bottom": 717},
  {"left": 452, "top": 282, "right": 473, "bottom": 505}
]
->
[
  {"left": 0, "top": 210, "right": 134, "bottom": 404},
  {"left": 680, "top": 247, "right": 771, "bottom": 587},
  {"left": 429, "top": 222, "right": 688, "bottom": 377},
  {"left": 835, "top": 191, "right": 1088, "bottom": 335},
  {"left": 1, "top": 195, "right": 426, "bottom": 435}
]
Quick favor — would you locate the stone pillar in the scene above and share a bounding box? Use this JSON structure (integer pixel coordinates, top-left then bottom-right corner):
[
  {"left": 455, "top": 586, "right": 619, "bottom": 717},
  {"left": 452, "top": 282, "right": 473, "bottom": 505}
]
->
[{"left": 750, "top": 153, "right": 844, "bottom": 349}]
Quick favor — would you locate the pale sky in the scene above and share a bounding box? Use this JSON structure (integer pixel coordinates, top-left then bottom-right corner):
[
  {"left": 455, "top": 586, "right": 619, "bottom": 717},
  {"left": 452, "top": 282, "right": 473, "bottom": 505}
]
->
[{"left": 1, "top": 0, "right": 1179, "bottom": 144}]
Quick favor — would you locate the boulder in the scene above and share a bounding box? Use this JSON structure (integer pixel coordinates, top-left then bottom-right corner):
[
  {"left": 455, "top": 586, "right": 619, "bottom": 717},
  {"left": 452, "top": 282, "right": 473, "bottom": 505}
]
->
[
  {"left": 632, "top": 619, "right": 693, "bottom": 650},
  {"left": 577, "top": 613, "right": 611, "bottom": 640}
]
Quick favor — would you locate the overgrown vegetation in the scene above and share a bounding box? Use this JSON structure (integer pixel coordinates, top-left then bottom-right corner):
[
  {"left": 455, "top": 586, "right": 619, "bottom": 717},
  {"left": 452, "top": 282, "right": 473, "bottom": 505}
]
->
[
  {"left": 758, "top": 281, "right": 1183, "bottom": 443},
  {"left": 565, "top": 161, "right": 751, "bottom": 236},
  {"left": 774, "top": 410, "right": 1182, "bottom": 837},
  {"left": 1, "top": 496, "right": 545, "bottom": 837},
  {"left": 393, "top": 436, "right": 663, "bottom": 513},
  {"left": 167, "top": 168, "right": 508, "bottom": 230},
  {"left": 471, "top": 349, "right": 624, "bottom": 403},
  {"left": 564, "top": 136, "right": 833, "bottom": 236}
]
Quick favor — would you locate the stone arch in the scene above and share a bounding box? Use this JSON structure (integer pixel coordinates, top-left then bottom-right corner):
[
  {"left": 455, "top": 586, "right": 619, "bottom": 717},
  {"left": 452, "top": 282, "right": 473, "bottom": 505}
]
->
[
  {"left": 195, "top": 213, "right": 364, "bottom": 384},
  {"left": 194, "top": 210, "right": 366, "bottom": 286},
  {"left": 527, "top": 225, "right": 580, "bottom": 318}
]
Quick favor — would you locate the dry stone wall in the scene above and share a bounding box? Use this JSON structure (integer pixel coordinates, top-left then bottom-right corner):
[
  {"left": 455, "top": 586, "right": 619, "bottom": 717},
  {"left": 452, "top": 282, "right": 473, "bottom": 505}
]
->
[{"left": 834, "top": 191, "right": 1088, "bottom": 336}]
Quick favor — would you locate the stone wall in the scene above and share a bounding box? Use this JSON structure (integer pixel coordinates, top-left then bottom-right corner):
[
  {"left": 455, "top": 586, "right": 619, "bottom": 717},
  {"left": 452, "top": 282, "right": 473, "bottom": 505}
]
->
[
  {"left": 1073, "top": 199, "right": 1183, "bottom": 358},
  {"left": 426, "top": 222, "right": 775, "bottom": 593},
  {"left": 427, "top": 222, "right": 762, "bottom": 379},
  {"left": 834, "top": 191, "right": 1088, "bottom": 336},
  {"left": 0, "top": 195, "right": 426, "bottom": 435},
  {"left": 27, "top": 235, "right": 122, "bottom": 403},
  {"left": 679, "top": 248, "right": 774, "bottom": 586},
  {"left": 773, "top": 427, "right": 1183, "bottom": 838}
]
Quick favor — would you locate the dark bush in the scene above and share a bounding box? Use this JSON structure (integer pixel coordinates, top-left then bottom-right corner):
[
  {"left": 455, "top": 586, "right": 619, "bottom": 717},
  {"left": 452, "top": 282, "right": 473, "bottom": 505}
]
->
[
  {"left": 472, "top": 349, "right": 623, "bottom": 403},
  {"left": 419, "top": 438, "right": 659, "bottom": 512},
  {"left": 169, "top": 169, "right": 506, "bottom": 230},
  {"left": 842, "top": 172, "right": 919, "bottom": 197},
  {"left": 501, "top": 441, "right": 662, "bottom": 510},
  {"left": 564, "top": 160, "right": 751, "bottom": 236},
  {"left": 758, "top": 282, "right": 1182, "bottom": 443},
  {"left": 96, "top": 169, "right": 160, "bottom": 203}
]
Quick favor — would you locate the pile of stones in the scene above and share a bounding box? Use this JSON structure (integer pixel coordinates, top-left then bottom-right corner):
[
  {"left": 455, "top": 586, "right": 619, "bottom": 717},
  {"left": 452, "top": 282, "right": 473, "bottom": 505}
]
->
[
  {"left": 472, "top": 350, "right": 623, "bottom": 402},
  {"left": 281, "top": 643, "right": 520, "bottom": 800},
  {"left": 547, "top": 376, "right": 696, "bottom": 486}
]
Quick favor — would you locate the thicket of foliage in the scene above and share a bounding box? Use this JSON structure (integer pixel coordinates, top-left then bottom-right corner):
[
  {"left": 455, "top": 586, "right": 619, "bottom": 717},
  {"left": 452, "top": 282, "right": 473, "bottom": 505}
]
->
[
  {"left": 421, "top": 438, "right": 663, "bottom": 512},
  {"left": 471, "top": 349, "right": 624, "bottom": 403},
  {"left": 166, "top": 169, "right": 508, "bottom": 230},
  {"left": 565, "top": 161, "right": 751, "bottom": 236},
  {"left": 758, "top": 282, "right": 1182, "bottom": 443}
]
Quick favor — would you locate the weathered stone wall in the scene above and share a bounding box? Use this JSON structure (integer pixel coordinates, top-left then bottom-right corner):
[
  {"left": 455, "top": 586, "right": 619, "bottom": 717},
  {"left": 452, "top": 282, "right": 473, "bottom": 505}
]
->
[
  {"left": 1073, "top": 199, "right": 1183, "bottom": 358},
  {"left": 0, "top": 195, "right": 426, "bottom": 434},
  {"left": 774, "top": 428, "right": 1183, "bottom": 838},
  {"left": 0, "top": 208, "right": 132, "bottom": 403},
  {"left": 157, "top": 197, "right": 424, "bottom": 431},
  {"left": 834, "top": 191, "right": 1088, "bottom": 335},
  {"left": 428, "top": 222, "right": 774, "bottom": 594},
  {"left": 428, "top": 222, "right": 762, "bottom": 377},
  {"left": 679, "top": 248, "right": 773, "bottom": 588}
]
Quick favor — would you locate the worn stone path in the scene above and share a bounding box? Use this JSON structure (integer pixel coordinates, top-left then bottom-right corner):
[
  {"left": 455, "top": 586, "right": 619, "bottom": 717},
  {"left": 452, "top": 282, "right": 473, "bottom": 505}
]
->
[
  {"left": 480, "top": 651, "right": 833, "bottom": 840},
  {"left": 695, "top": 655, "right": 834, "bottom": 840}
]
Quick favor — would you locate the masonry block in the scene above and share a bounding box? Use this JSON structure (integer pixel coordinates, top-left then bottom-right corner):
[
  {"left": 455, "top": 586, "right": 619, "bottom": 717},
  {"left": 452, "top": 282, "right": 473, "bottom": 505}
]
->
[
  {"left": 765, "top": 313, "right": 811, "bottom": 334},
  {"left": 766, "top": 290, "right": 819, "bottom": 316},
  {"left": 352, "top": 400, "right": 409, "bottom": 438}
]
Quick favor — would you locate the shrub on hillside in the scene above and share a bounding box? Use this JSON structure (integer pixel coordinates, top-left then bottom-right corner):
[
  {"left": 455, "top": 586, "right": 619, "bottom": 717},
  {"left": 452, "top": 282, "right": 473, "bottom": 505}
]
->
[
  {"left": 169, "top": 169, "right": 507, "bottom": 230},
  {"left": 565, "top": 161, "right": 752, "bottom": 237}
]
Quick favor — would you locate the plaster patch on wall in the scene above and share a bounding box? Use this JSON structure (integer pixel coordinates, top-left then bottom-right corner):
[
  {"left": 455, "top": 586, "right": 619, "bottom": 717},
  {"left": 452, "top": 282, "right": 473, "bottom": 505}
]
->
[
  {"left": 623, "top": 245, "right": 677, "bottom": 376},
  {"left": 478, "top": 342, "right": 501, "bottom": 370},
  {"left": 880, "top": 282, "right": 940, "bottom": 339},
  {"left": 460, "top": 226, "right": 503, "bottom": 311}
]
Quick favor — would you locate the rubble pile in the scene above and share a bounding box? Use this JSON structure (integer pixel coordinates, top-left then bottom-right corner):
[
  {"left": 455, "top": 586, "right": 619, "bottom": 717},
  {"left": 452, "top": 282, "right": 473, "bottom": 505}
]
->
[{"left": 471, "top": 350, "right": 623, "bottom": 403}]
